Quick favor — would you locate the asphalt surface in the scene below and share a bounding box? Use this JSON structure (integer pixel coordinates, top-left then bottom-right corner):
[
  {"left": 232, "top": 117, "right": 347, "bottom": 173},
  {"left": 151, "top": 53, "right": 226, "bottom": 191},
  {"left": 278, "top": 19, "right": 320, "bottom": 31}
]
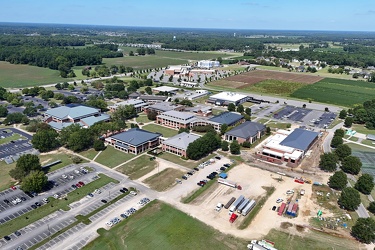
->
[{"left": 0, "top": 128, "right": 34, "bottom": 160}]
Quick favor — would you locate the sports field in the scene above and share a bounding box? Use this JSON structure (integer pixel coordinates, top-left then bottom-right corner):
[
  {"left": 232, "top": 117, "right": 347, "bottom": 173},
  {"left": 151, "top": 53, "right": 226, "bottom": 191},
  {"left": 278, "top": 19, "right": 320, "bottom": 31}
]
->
[
  {"left": 0, "top": 61, "right": 67, "bottom": 88},
  {"left": 348, "top": 143, "right": 375, "bottom": 179},
  {"left": 83, "top": 201, "right": 246, "bottom": 250},
  {"left": 290, "top": 78, "right": 375, "bottom": 107}
]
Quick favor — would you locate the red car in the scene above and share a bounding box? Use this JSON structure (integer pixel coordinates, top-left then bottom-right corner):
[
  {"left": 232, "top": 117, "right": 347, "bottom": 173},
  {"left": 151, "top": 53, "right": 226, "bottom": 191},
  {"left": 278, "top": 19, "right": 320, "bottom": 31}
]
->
[
  {"left": 76, "top": 183, "right": 82, "bottom": 188},
  {"left": 11, "top": 186, "right": 17, "bottom": 190},
  {"left": 78, "top": 181, "right": 85, "bottom": 186}
]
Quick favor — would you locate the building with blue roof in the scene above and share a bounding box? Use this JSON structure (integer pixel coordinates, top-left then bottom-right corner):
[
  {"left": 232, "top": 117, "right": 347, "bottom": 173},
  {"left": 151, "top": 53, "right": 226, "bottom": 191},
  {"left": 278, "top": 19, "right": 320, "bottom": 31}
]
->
[
  {"left": 224, "top": 121, "right": 266, "bottom": 144},
  {"left": 190, "top": 111, "right": 244, "bottom": 132},
  {"left": 106, "top": 128, "right": 162, "bottom": 155},
  {"left": 44, "top": 105, "right": 110, "bottom": 131}
]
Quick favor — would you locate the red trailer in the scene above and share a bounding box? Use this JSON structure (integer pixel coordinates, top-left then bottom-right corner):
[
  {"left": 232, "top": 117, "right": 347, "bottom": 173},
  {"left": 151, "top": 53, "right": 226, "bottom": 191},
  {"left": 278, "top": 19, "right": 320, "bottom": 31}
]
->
[
  {"left": 278, "top": 203, "right": 286, "bottom": 216},
  {"left": 294, "top": 179, "right": 304, "bottom": 184},
  {"left": 229, "top": 213, "right": 238, "bottom": 223}
]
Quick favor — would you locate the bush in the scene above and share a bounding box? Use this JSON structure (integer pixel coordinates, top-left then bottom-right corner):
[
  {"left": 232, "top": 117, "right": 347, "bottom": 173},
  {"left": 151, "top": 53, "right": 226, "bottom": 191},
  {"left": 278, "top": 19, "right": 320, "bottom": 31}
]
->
[
  {"left": 242, "top": 141, "right": 251, "bottom": 148},
  {"left": 93, "top": 140, "right": 106, "bottom": 151},
  {"left": 72, "top": 156, "right": 83, "bottom": 164}
]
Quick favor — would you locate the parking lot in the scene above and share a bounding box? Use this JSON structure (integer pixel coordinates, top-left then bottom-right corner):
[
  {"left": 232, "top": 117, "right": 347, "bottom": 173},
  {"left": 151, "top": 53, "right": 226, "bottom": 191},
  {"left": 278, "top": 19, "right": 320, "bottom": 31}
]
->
[
  {"left": 273, "top": 105, "right": 312, "bottom": 122},
  {"left": 0, "top": 128, "right": 34, "bottom": 161}
]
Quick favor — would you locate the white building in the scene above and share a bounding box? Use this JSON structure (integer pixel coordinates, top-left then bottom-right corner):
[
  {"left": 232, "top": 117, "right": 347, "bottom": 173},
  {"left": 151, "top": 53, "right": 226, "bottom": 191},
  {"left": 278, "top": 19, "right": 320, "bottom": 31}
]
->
[
  {"left": 197, "top": 60, "right": 220, "bottom": 69},
  {"left": 207, "top": 92, "right": 248, "bottom": 106}
]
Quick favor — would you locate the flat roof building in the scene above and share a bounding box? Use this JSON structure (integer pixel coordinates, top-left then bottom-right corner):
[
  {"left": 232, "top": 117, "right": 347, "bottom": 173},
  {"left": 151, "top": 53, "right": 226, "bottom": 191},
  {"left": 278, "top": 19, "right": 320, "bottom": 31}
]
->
[
  {"left": 208, "top": 92, "right": 248, "bottom": 106},
  {"left": 109, "top": 99, "right": 148, "bottom": 113},
  {"left": 144, "top": 102, "right": 184, "bottom": 115},
  {"left": 152, "top": 86, "right": 179, "bottom": 93},
  {"left": 161, "top": 132, "right": 200, "bottom": 157}
]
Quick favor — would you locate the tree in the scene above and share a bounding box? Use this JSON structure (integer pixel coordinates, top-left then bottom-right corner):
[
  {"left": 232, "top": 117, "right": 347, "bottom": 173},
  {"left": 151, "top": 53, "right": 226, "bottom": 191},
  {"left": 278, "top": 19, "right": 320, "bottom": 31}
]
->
[
  {"left": 302, "top": 104, "right": 306, "bottom": 108},
  {"left": 129, "top": 51, "right": 134, "bottom": 56},
  {"left": 93, "top": 139, "right": 106, "bottom": 151},
  {"left": 0, "top": 105, "right": 8, "bottom": 117},
  {"left": 21, "top": 170, "right": 48, "bottom": 193},
  {"left": 145, "top": 86, "right": 152, "bottom": 95},
  {"left": 339, "top": 109, "right": 347, "bottom": 119},
  {"left": 31, "top": 128, "right": 60, "bottom": 152},
  {"left": 266, "top": 126, "right": 271, "bottom": 135},
  {"left": 338, "top": 187, "right": 361, "bottom": 211},
  {"left": 220, "top": 124, "right": 228, "bottom": 135},
  {"left": 186, "top": 132, "right": 221, "bottom": 160},
  {"left": 147, "top": 110, "right": 158, "bottom": 121},
  {"left": 48, "top": 101, "right": 58, "bottom": 108},
  {"left": 368, "top": 202, "right": 375, "bottom": 214},
  {"left": 230, "top": 140, "right": 241, "bottom": 154},
  {"left": 351, "top": 218, "right": 375, "bottom": 243},
  {"left": 68, "top": 84, "right": 75, "bottom": 91},
  {"left": 319, "top": 152, "right": 338, "bottom": 172},
  {"left": 9, "top": 154, "right": 41, "bottom": 181},
  {"left": 67, "top": 129, "right": 94, "bottom": 152},
  {"left": 180, "top": 99, "right": 193, "bottom": 107},
  {"left": 334, "top": 144, "right": 352, "bottom": 160},
  {"left": 334, "top": 129, "right": 345, "bottom": 138},
  {"left": 325, "top": 107, "right": 329, "bottom": 112},
  {"left": 221, "top": 141, "right": 229, "bottom": 151},
  {"left": 59, "top": 124, "right": 81, "bottom": 145},
  {"left": 4, "top": 112, "right": 27, "bottom": 125},
  {"left": 330, "top": 136, "right": 343, "bottom": 148},
  {"left": 236, "top": 104, "right": 244, "bottom": 113},
  {"left": 328, "top": 171, "right": 347, "bottom": 190},
  {"left": 178, "top": 128, "right": 190, "bottom": 134},
  {"left": 355, "top": 174, "right": 375, "bottom": 195},
  {"left": 227, "top": 103, "right": 236, "bottom": 112},
  {"left": 245, "top": 108, "right": 252, "bottom": 117},
  {"left": 112, "top": 105, "right": 136, "bottom": 121},
  {"left": 344, "top": 117, "right": 354, "bottom": 127},
  {"left": 242, "top": 141, "right": 251, "bottom": 148},
  {"left": 341, "top": 156, "right": 362, "bottom": 175}
]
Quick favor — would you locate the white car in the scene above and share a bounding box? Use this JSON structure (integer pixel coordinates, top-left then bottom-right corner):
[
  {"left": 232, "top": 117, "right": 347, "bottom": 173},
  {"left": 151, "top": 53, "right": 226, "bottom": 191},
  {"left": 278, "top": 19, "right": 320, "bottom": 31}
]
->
[
  {"left": 106, "top": 221, "right": 113, "bottom": 227},
  {"left": 15, "top": 198, "right": 21, "bottom": 203},
  {"left": 94, "top": 189, "right": 101, "bottom": 194},
  {"left": 53, "top": 194, "right": 60, "bottom": 199},
  {"left": 215, "top": 203, "right": 223, "bottom": 212},
  {"left": 276, "top": 198, "right": 283, "bottom": 203},
  {"left": 74, "top": 170, "right": 80, "bottom": 174},
  {"left": 130, "top": 191, "right": 137, "bottom": 196},
  {"left": 62, "top": 174, "right": 67, "bottom": 179},
  {"left": 286, "top": 190, "right": 294, "bottom": 195}
]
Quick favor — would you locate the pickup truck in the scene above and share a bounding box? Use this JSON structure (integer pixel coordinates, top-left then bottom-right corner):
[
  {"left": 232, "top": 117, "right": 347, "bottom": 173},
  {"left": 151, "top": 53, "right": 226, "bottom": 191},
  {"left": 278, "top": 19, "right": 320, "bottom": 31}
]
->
[{"left": 215, "top": 203, "right": 223, "bottom": 211}]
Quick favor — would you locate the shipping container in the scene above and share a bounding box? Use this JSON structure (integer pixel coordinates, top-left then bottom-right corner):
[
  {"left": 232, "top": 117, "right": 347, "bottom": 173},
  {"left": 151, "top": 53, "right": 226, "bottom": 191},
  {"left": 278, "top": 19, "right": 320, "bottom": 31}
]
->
[
  {"left": 224, "top": 197, "right": 236, "bottom": 209},
  {"left": 278, "top": 203, "right": 286, "bottom": 216},
  {"left": 242, "top": 199, "right": 256, "bottom": 216},
  {"left": 237, "top": 198, "right": 249, "bottom": 213}
]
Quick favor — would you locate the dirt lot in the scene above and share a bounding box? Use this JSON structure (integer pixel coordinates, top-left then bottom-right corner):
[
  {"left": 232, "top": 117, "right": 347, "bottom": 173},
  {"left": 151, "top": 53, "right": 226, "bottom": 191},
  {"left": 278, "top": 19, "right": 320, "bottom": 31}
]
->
[
  {"left": 227, "top": 70, "right": 324, "bottom": 85},
  {"left": 161, "top": 163, "right": 320, "bottom": 240}
]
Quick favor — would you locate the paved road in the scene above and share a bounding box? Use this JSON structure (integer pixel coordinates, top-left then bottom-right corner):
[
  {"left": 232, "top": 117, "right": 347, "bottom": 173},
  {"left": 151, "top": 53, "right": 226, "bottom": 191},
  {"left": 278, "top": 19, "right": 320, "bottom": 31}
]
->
[
  {"left": 347, "top": 174, "right": 370, "bottom": 218},
  {"left": 322, "top": 122, "right": 344, "bottom": 153}
]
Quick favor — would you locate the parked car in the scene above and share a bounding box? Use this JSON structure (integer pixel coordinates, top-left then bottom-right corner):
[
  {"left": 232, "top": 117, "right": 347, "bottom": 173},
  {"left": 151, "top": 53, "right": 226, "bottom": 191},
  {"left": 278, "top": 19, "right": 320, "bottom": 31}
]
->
[
  {"left": 130, "top": 191, "right": 137, "bottom": 196},
  {"left": 286, "top": 190, "right": 294, "bottom": 195},
  {"left": 62, "top": 174, "right": 67, "bottom": 179},
  {"left": 182, "top": 175, "right": 188, "bottom": 180},
  {"left": 121, "top": 187, "right": 128, "bottom": 192},
  {"left": 14, "top": 231, "right": 21, "bottom": 236},
  {"left": 35, "top": 202, "right": 41, "bottom": 207},
  {"left": 11, "top": 186, "right": 17, "bottom": 190},
  {"left": 193, "top": 167, "right": 199, "bottom": 171},
  {"left": 220, "top": 167, "right": 226, "bottom": 171},
  {"left": 78, "top": 181, "right": 84, "bottom": 186},
  {"left": 4, "top": 235, "right": 11, "bottom": 241},
  {"left": 101, "top": 199, "right": 107, "bottom": 203},
  {"left": 31, "top": 204, "right": 37, "bottom": 209},
  {"left": 3, "top": 199, "right": 10, "bottom": 204},
  {"left": 43, "top": 198, "right": 49, "bottom": 203},
  {"left": 87, "top": 193, "right": 94, "bottom": 198},
  {"left": 71, "top": 184, "right": 77, "bottom": 189},
  {"left": 120, "top": 213, "right": 128, "bottom": 219},
  {"left": 276, "top": 198, "right": 283, "bottom": 203},
  {"left": 272, "top": 206, "right": 277, "bottom": 211},
  {"left": 215, "top": 156, "right": 221, "bottom": 160}
]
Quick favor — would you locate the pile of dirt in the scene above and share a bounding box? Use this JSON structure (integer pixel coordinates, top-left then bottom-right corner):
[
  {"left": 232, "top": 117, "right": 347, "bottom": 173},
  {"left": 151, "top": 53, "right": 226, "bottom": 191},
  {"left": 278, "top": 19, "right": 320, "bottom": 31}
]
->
[{"left": 280, "top": 222, "right": 293, "bottom": 229}]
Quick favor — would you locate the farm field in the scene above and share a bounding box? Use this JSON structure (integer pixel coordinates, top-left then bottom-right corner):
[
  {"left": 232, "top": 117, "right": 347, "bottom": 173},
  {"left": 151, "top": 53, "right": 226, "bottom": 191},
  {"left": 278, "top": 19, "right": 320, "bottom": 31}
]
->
[
  {"left": 238, "top": 79, "right": 305, "bottom": 95},
  {"left": 83, "top": 201, "right": 246, "bottom": 250},
  {"left": 226, "top": 70, "right": 323, "bottom": 84},
  {"left": 290, "top": 78, "right": 375, "bottom": 107},
  {"left": 0, "top": 61, "right": 69, "bottom": 88}
]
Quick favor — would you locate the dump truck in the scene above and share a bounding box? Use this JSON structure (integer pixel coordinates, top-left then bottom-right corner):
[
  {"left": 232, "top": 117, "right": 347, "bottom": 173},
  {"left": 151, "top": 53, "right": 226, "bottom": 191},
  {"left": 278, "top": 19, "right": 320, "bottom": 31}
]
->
[
  {"left": 229, "top": 195, "right": 244, "bottom": 213},
  {"left": 242, "top": 199, "right": 256, "bottom": 216},
  {"left": 237, "top": 198, "right": 250, "bottom": 213},
  {"left": 224, "top": 197, "right": 236, "bottom": 209}
]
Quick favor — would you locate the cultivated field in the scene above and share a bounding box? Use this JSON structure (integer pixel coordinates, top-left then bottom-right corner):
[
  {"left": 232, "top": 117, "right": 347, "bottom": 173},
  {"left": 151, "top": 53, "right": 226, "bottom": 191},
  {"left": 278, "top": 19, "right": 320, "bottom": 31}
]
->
[
  {"left": 83, "top": 201, "right": 246, "bottom": 250},
  {"left": 290, "top": 78, "right": 375, "bottom": 107},
  {"left": 226, "top": 70, "right": 323, "bottom": 84}
]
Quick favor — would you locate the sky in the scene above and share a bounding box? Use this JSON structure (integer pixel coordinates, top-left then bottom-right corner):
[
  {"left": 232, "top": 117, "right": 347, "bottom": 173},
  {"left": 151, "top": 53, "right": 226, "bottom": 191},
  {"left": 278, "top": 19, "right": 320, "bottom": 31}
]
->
[{"left": 1, "top": 0, "right": 375, "bottom": 31}]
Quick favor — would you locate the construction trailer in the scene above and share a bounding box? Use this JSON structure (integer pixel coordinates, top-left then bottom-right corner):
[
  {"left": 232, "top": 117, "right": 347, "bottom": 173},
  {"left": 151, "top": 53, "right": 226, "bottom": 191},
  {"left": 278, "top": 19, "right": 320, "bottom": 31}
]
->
[
  {"left": 242, "top": 199, "right": 256, "bottom": 216},
  {"left": 291, "top": 203, "right": 298, "bottom": 217},
  {"left": 229, "top": 195, "right": 244, "bottom": 212},
  {"left": 237, "top": 198, "right": 250, "bottom": 213},
  {"left": 278, "top": 203, "right": 286, "bottom": 216},
  {"left": 224, "top": 197, "right": 236, "bottom": 209},
  {"left": 218, "top": 178, "right": 237, "bottom": 188},
  {"left": 286, "top": 202, "right": 295, "bottom": 216}
]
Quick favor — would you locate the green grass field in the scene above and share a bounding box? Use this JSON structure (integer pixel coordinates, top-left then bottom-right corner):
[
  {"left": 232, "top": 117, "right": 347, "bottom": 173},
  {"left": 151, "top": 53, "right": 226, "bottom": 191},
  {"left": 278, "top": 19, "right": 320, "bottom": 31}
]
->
[
  {"left": 0, "top": 161, "right": 16, "bottom": 191},
  {"left": 142, "top": 124, "right": 178, "bottom": 138},
  {"left": 265, "top": 228, "right": 364, "bottom": 250},
  {"left": 290, "top": 78, "right": 375, "bottom": 107},
  {"left": 78, "top": 148, "right": 99, "bottom": 160},
  {"left": 0, "top": 61, "right": 70, "bottom": 88},
  {"left": 117, "top": 155, "right": 157, "bottom": 180},
  {"left": 0, "top": 174, "right": 117, "bottom": 238},
  {"left": 243, "top": 80, "right": 306, "bottom": 95},
  {"left": 135, "top": 115, "right": 152, "bottom": 124},
  {"left": 84, "top": 201, "right": 246, "bottom": 250},
  {"left": 144, "top": 168, "right": 184, "bottom": 191},
  {"left": 0, "top": 133, "right": 26, "bottom": 144},
  {"left": 95, "top": 146, "right": 136, "bottom": 168}
]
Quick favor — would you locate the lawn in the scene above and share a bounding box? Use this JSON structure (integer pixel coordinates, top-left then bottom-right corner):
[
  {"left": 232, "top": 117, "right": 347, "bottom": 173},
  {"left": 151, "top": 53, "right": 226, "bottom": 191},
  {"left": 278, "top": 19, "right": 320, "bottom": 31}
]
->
[
  {"left": 0, "top": 161, "right": 16, "bottom": 191},
  {"left": 290, "top": 78, "right": 375, "bottom": 107},
  {"left": 0, "top": 61, "right": 71, "bottom": 88},
  {"left": 135, "top": 115, "right": 152, "bottom": 124},
  {"left": 266, "top": 121, "right": 291, "bottom": 129},
  {"left": 157, "top": 152, "right": 193, "bottom": 168},
  {"left": 39, "top": 152, "right": 87, "bottom": 173},
  {"left": 144, "top": 168, "right": 184, "bottom": 192},
  {"left": 78, "top": 148, "right": 99, "bottom": 160},
  {"left": 95, "top": 146, "right": 136, "bottom": 168},
  {"left": 265, "top": 228, "right": 364, "bottom": 250},
  {"left": 103, "top": 56, "right": 187, "bottom": 70},
  {"left": 142, "top": 124, "right": 178, "bottom": 138},
  {"left": 0, "top": 174, "right": 118, "bottom": 238},
  {"left": 84, "top": 201, "right": 246, "bottom": 250},
  {"left": 0, "top": 133, "right": 27, "bottom": 144},
  {"left": 117, "top": 155, "right": 157, "bottom": 180},
  {"left": 351, "top": 124, "right": 375, "bottom": 135}
]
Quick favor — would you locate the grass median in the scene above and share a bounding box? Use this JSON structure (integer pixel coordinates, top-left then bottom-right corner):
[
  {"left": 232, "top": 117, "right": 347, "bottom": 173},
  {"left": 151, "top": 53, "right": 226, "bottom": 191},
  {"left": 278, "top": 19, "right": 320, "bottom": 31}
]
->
[{"left": 0, "top": 174, "right": 118, "bottom": 238}]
